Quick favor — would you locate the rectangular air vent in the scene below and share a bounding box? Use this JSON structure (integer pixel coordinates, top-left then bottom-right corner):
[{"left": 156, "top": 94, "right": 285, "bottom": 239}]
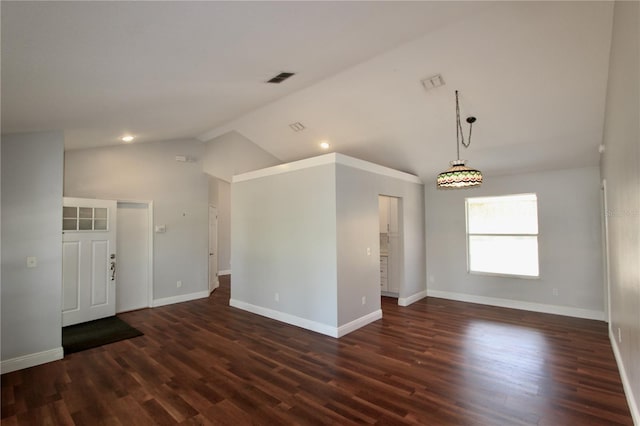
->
[
  {"left": 289, "top": 122, "right": 305, "bottom": 132},
  {"left": 267, "top": 72, "right": 295, "bottom": 84},
  {"left": 421, "top": 74, "right": 445, "bottom": 91}
]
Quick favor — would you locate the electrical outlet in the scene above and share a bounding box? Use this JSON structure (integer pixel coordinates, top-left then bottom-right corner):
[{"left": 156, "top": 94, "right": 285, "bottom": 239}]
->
[
  {"left": 366, "top": 247, "right": 371, "bottom": 256},
  {"left": 177, "top": 280, "right": 182, "bottom": 288},
  {"left": 618, "top": 327, "right": 622, "bottom": 343},
  {"left": 275, "top": 292, "right": 279, "bottom": 302},
  {"left": 26, "top": 256, "right": 37, "bottom": 268},
  {"left": 362, "top": 296, "right": 366, "bottom": 305},
  {"left": 552, "top": 288, "right": 559, "bottom": 296}
]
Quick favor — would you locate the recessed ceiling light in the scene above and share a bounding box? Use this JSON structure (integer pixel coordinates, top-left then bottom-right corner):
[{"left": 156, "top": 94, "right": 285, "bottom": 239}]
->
[
  {"left": 121, "top": 135, "right": 134, "bottom": 143},
  {"left": 320, "top": 141, "right": 330, "bottom": 150}
]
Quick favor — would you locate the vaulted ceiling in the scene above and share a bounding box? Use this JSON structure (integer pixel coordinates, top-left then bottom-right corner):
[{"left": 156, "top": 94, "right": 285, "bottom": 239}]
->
[{"left": 2, "top": 1, "right": 614, "bottom": 181}]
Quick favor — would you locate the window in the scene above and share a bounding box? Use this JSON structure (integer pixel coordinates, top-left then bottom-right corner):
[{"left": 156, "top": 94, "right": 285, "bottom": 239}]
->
[{"left": 466, "top": 193, "right": 539, "bottom": 277}]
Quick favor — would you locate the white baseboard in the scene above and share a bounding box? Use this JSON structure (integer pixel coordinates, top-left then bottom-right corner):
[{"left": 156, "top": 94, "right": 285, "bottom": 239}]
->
[
  {"left": 1, "top": 347, "right": 64, "bottom": 374},
  {"left": 218, "top": 270, "right": 231, "bottom": 276},
  {"left": 152, "top": 290, "right": 210, "bottom": 308},
  {"left": 399, "top": 290, "right": 427, "bottom": 307},
  {"left": 337, "top": 310, "right": 382, "bottom": 337},
  {"left": 426, "top": 289, "right": 605, "bottom": 321},
  {"left": 230, "top": 299, "right": 338, "bottom": 337},
  {"left": 610, "top": 331, "right": 640, "bottom": 425},
  {"left": 229, "top": 299, "right": 382, "bottom": 338}
]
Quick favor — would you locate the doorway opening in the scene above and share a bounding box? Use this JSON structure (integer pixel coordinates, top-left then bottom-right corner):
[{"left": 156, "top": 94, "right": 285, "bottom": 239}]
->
[{"left": 379, "top": 195, "right": 402, "bottom": 300}]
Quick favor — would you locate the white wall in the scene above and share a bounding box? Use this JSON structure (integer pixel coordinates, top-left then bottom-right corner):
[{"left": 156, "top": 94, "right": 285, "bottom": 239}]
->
[
  {"left": 1, "top": 131, "right": 64, "bottom": 372},
  {"left": 217, "top": 179, "right": 231, "bottom": 272},
  {"left": 64, "top": 139, "right": 209, "bottom": 302},
  {"left": 202, "top": 130, "right": 281, "bottom": 183},
  {"left": 600, "top": 1, "right": 639, "bottom": 422},
  {"left": 425, "top": 167, "right": 604, "bottom": 319},
  {"left": 231, "top": 153, "right": 425, "bottom": 336},
  {"left": 208, "top": 176, "right": 231, "bottom": 273},
  {"left": 231, "top": 162, "right": 339, "bottom": 329},
  {"left": 335, "top": 163, "right": 425, "bottom": 326}
]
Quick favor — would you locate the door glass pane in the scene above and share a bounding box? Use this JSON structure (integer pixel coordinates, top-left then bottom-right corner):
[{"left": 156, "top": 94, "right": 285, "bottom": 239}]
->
[
  {"left": 79, "top": 207, "right": 93, "bottom": 219},
  {"left": 79, "top": 218, "right": 93, "bottom": 230},
  {"left": 63, "top": 206, "right": 77, "bottom": 219},
  {"left": 94, "top": 219, "right": 107, "bottom": 230},
  {"left": 94, "top": 208, "right": 107, "bottom": 219},
  {"left": 63, "top": 219, "right": 77, "bottom": 231}
]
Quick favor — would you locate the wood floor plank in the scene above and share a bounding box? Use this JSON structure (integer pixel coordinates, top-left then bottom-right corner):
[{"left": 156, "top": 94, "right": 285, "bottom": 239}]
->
[{"left": 1, "top": 275, "right": 633, "bottom": 425}]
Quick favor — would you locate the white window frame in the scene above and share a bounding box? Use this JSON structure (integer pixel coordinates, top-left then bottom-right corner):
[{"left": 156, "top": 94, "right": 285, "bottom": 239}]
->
[{"left": 465, "top": 193, "right": 540, "bottom": 279}]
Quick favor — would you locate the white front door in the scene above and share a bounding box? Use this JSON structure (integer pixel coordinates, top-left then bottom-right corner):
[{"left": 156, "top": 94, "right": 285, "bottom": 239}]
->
[
  {"left": 209, "top": 206, "right": 219, "bottom": 292},
  {"left": 62, "top": 197, "right": 117, "bottom": 326}
]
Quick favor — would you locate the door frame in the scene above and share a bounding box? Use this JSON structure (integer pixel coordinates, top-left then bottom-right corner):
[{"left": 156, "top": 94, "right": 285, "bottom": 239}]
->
[
  {"left": 117, "top": 199, "right": 154, "bottom": 308},
  {"left": 600, "top": 180, "right": 611, "bottom": 326},
  {"left": 209, "top": 205, "right": 219, "bottom": 293},
  {"left": 378, "top": 194, "right": 404, "bottom": 304}
]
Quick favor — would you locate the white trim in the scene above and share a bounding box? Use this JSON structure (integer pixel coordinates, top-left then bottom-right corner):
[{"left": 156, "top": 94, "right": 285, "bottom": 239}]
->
[
  {"left": 335, "top": 153, "right": 422, "bottom": 184},
  {"left": 398, "top": 290, "right": 427, "bottom": 307},
  {"left": 609, "top": 332, "right": 640, "bottom": 425},
  {"left": 232, "top": 153, "right": 335, "bottom": 183},
  {"left": 152, "top": 290, "right": 209, "bottom": 307},
  {"left": 232, "top": 153, "right": 421, "bottom": 184},
  {"left": 468, "top": 270, "right": 540, "bottom": 280},
  {"left": 147, "top": 202, "right": 154, "bottom": 308},
  {"left": 208, "top": 205, "right": 220, "bottom": 293},
  {"left": 426, "top": 289, "right": 605, "bottom": 321},
  {"left": 601, "top": 179, "right": 611, "bottom": 323},
  {"left": 337, "top": 310, "right": 382, "bottom": 337},
  {"left": 1, "top": 347, "right": 63, "bottom": 374},
  {"left": 218, "top": 269, "right": 231, "bottom": 276},
  {"left": 230, "top": 299, "right": 339, "bottom": 337}
]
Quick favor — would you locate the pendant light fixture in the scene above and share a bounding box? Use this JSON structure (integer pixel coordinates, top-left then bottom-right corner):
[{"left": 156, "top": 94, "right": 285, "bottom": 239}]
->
[{"left": 436, "top": 90, "right": 483, "bottom": 188}]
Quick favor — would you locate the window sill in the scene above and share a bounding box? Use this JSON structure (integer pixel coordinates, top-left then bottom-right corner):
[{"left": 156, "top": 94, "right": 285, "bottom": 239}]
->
[{"left": 468, "top": 270, "right": 540, "bottom": 280}]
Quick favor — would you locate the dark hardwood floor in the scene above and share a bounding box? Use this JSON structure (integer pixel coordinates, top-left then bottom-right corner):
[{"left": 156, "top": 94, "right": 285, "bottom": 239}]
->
[{"left": 1, "top": 276, "right": 633, "bottom": 425}]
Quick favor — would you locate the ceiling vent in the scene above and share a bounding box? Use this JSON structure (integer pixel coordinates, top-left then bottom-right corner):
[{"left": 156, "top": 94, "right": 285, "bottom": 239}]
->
[
  {"left": 289, "top": 122, "right": 305, "bottom": 132},
  {"left": 267, "top": 72, "right": 295, "bottom": 84},
  {"left": 421, "top": 74, "right": 445, "bottom": 91}
]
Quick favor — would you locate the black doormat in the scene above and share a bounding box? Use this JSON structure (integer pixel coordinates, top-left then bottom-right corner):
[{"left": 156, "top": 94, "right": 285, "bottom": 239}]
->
[{"left": 62, "top": 316, "right": 143, "bottom": 355}]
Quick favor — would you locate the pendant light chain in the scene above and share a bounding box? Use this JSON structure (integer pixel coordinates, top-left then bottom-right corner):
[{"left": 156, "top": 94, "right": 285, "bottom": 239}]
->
[
  {"left": 455, "top": 90, "right": 472, "bottom": 158},
  {"left": 456, "top": 91, "right": 462, "bottom": 160},
  {"left": 437, "top": 89, "right": 482, "bottom": 189}
]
